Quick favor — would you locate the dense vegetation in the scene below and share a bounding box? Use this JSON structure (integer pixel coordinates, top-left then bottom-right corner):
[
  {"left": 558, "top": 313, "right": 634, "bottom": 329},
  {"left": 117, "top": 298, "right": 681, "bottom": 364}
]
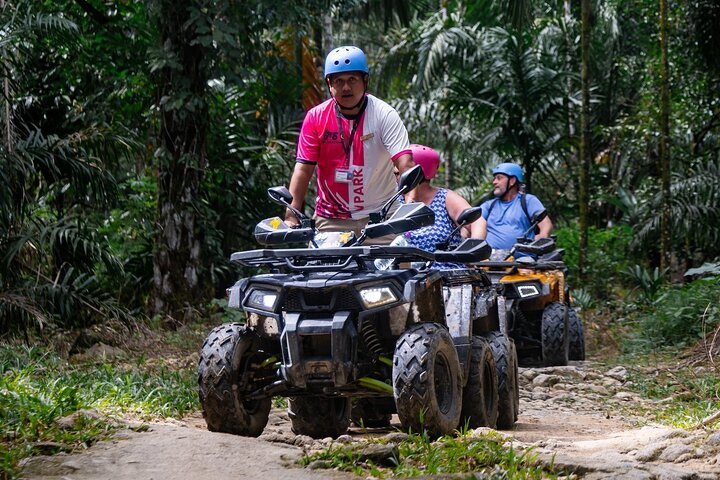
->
[
  {"left": 1, "top": 0, "right": 719, "bottom": 477},
  {"left": 1, "top": 0, "right": 718, "bottom": 337}
]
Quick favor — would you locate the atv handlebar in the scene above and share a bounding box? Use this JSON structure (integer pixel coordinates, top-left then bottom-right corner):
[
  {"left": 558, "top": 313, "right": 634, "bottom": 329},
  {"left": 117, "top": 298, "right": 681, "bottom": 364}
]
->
[
  {"left": 510, "top": 236, "right": 556, "bottom": 255},
  {"left": 480, "top": 259, "right": 567, "bottom": 271},
  {"left": 434, "top": 238, "right": 491, "bottom": 263}
]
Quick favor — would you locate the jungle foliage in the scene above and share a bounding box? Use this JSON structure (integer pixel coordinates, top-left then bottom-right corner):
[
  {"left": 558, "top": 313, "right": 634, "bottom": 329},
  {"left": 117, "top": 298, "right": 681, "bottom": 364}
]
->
[{"left": 0, "top": 0, "right": 718, "bottom": 346}]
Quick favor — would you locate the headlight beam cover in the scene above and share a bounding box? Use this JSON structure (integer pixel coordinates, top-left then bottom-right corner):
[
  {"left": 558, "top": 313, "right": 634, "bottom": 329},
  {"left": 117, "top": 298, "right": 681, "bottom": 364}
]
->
[
  {"left": 245, "top": 288, "right": 279, "bottom": 312},
  {"left": 358, "top": 286, "right": 398, "bottom": 309}
]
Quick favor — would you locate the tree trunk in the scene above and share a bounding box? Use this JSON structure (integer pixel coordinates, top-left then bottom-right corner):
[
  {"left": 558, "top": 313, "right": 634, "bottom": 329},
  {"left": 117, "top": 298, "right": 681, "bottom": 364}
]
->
[
  {"left": 524, "top": 155, "right": 534, "bottom": 193},
  {"left": 3, "top": 75, "right": 11, "bottom": 154},
  {"left": 563, "top": 0, "right": 577, "bottom": 201},
  {"left": 1, "top": 0, "right": 12, "bottom": 155},
  {"left": 151, "top": 1, "right": 209, "bottom": 326},
  {"left": 659, "top": 0, "right": 671, "bottom": 274},
  {"left": 443, "top": 119, "right": 452, "bottom": 189},
  {"left": 579, "top": 0, "right": 591, "bottom": 277},
  {"left": 322, "top": 14, "right": 333, "bottom": 58}
]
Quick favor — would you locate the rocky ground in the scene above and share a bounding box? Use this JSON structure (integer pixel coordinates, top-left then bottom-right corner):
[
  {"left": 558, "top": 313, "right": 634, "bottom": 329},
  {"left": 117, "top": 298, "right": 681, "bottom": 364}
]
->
[
  {"left": 21, "top": 359, "right": 720, "bottom": 479},
  {"left": 512, "top": 363, "right": 720, "bottom": 479}
]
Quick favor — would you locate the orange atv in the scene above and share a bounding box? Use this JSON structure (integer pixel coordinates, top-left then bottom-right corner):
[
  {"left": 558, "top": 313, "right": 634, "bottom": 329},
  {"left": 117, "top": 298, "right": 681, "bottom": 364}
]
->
[{"left": 480, "top": 210, "right": 584, "bottom": 367}]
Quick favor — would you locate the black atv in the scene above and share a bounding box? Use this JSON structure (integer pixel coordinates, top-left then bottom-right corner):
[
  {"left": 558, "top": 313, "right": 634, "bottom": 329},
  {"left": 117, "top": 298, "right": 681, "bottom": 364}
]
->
[{"left": 197, "top": 166, "right": 520, "bottom": 439}]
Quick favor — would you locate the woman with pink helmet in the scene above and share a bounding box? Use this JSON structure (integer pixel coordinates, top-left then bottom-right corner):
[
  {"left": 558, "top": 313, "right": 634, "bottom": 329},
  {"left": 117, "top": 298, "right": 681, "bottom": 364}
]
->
[{"left": 395, "top": 144, "right": 482, "bottom": 267}]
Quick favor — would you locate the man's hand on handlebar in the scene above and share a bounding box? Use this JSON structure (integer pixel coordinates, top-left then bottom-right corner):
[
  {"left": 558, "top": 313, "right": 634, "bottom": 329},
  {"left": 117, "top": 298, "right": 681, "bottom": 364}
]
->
[{"left": 285, "top": 210, "right": 300, "bottom": 228}]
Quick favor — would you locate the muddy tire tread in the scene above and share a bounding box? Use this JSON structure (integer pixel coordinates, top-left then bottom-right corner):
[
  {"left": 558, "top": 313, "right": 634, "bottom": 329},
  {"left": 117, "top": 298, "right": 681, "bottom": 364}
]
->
[{"left": 198, "top": 323, "right": 271, "bottom": 437}]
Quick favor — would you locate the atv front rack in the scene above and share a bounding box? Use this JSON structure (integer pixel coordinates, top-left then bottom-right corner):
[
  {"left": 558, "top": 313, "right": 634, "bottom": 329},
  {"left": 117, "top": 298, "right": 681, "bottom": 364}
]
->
[
  {"left": 480, "top": 260, "right": 567, "bottom": 271},
  {"left": 231, "top": 238, "right": 494, "bottom": 272},
  {"left": 231, "top": 245, "right": 436, "bottom": 271}
]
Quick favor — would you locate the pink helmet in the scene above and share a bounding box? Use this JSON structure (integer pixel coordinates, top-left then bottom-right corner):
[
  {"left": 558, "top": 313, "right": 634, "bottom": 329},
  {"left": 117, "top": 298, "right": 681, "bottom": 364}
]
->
[{"left": 410, "top": 144, "right": 440, "bottom": 180}]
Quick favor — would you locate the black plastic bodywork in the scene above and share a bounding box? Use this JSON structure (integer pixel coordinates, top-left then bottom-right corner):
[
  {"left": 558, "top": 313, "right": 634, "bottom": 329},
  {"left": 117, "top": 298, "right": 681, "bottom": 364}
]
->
[{"left": 227, "top": 237, "right": 496, "bottom": 399}]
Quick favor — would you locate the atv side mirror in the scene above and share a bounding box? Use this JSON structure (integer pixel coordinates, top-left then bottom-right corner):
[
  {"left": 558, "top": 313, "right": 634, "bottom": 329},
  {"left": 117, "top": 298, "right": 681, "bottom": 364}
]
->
[
  {"left": 436, "top": 206, "right": 484, "bottom": 251},
  {"left": 267, "top": 186, "right": 293, "bottom": 206},
  {"left": 518, "top": 208, "right": 547, "bottom": 239},
  {"left": 371, "top": 165, "right": 425, "bottom": 224},
  {"left": 456, "top": 206, "right": 484, "bottom": 226},
  {"left": 531, "top": 209, "right": 547, "bottom": 224},
  {"left": 267, "top": 186, "right": 308, "bottom": 223},
  {"left": 396, "top": 165, "right": 424, "bottom": 194}
]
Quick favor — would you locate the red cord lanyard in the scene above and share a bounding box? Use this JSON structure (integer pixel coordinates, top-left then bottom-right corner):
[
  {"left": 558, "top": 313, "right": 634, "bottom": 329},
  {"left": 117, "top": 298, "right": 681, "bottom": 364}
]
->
[{"left": 334, "top": 97, "right": 367, "bottom": 167}]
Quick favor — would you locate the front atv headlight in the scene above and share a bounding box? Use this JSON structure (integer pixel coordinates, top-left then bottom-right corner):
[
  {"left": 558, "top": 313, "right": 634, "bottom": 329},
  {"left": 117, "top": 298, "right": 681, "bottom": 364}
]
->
[
  {"left": 517, "top": 284, "right": 540, "bottom": 298},
  {"left": 245, "top": 288, "right": 279, "bottom": 312},
  {"left": 358, "top": 286, "right": 397, "bottom": 309}
]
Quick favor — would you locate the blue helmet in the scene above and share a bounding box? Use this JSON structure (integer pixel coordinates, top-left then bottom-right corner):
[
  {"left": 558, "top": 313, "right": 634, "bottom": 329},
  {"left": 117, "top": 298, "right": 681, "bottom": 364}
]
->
[
  {"left": 492, "top": 162, "right": 523, "bottom": 182},
  {"left": 324, "top": 46, "right": 369, "bottom": 78}
]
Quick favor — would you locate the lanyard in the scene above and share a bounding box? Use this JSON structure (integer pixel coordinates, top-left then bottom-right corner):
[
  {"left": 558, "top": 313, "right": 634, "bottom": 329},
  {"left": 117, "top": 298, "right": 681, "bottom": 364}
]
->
[{"left": 334, "top": 97, "right": 367, "bottom": 167}]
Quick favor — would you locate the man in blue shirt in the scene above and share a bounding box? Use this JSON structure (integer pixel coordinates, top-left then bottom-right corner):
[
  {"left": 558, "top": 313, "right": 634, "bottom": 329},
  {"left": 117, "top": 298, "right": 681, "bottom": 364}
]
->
[{"left": 477, "top": 163, "right": 553, "bottom": 251}]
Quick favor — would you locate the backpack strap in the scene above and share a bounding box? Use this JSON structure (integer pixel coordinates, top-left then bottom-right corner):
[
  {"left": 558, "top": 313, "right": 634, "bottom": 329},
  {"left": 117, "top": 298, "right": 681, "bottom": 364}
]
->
[
  {"left": 484, "top": 194, "right": 532, "bottom": 224},
  {"left": 520, "top": 193, "right": 531, "bottom": 224},
  {"left": 483, "top": 198, "right": 499, "bottom": 219},
  {"left": 520, "top": 193, "right": 542, "bottom": 234}
]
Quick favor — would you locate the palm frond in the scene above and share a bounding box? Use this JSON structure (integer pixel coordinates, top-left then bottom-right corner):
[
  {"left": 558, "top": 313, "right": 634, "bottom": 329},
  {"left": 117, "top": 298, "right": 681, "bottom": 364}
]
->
[
  {"left": 0, "top": 259, "right": 130, "bottom": 332},
  {"left": 500, "top": 0, "right": 534, "bottom": 31},
  {"left": 0, "top": 4, "right": 78, "bottom": 50},
  {"left": 13, "top": 126, "right": 118, "bottom": 206},
  {"left": 414, "top": 11, "right": 478, "bottom": 91},
  {"left": 0, "top": 291, "right": 50, "bottom": 331},
  {"left": 631, "top": 159, "right": 720, "bottom": 256},
  {"left": 37, "top": 267, "right": 131, "bottom": 327}
]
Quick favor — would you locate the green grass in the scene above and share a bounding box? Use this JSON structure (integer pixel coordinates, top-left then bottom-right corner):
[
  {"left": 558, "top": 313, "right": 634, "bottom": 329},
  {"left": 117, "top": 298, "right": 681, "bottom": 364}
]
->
[
  {"left": 586, "top": 272, "right": 720, "bottom": 429},
  {"left": 576, "top": 266, "right": 720, "bottom": 430},
  {"left": 596, "top": 340, "right": 720, "bottom": 430},
  {"left": 0, "top": 344, "right": 197, "bottom": 479},
  {"left": 300, "top": 428, "right": 566, "bottom": 478},
  {"left": 623, "top": 356, "right": 720, "bottom": 429}
]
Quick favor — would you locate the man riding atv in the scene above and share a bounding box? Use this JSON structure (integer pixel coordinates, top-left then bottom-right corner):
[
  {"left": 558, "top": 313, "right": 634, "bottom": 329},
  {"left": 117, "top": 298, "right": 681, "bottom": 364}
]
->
[
  {"left": 477, "top": 162, "right": 553, "bottom": 253},
  {"left": 284, "top": 45, "right": 414, "bottom": 243},
  {"left": 476, "top": 163, "right": 584, "bottom": 367}
]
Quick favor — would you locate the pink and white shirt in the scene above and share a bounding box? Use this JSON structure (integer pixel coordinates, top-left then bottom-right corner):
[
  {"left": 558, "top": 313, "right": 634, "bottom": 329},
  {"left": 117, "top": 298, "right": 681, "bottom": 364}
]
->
[{"left": 296, "top": 94, "right": 411, "bottom": 219}]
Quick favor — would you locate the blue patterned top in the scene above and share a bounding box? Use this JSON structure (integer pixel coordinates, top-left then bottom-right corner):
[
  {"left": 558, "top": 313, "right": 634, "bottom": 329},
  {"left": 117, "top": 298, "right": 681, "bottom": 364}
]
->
[{"left": 403, "top": 188, "right": 463, "bottom": 269}]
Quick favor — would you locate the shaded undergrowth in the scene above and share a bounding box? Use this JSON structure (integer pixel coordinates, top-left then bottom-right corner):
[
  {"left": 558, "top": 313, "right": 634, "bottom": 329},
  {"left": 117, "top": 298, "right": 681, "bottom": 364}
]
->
[{"left": 0, "top": 344, "right": 197, "bottom": 479}]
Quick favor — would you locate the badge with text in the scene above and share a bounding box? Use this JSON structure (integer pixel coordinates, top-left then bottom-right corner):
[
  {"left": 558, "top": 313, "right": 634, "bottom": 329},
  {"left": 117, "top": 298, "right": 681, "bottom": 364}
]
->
[{"left": 334, "top": 169, "right": 352, "bottom": 183}]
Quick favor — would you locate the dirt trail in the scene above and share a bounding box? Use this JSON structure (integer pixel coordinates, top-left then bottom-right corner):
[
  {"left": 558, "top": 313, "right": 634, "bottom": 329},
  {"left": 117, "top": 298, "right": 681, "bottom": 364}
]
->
[
  {"left": 20, "top": 418, "right": 354, "bottom": 480},
  {"left": 21, "top": 361, "right": 720, "bottom": 480}
]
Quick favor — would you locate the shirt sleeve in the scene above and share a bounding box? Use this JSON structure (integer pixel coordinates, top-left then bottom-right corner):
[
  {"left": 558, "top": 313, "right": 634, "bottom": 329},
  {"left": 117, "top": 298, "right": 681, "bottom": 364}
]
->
[
  {"left": 525, "top": 194, "right": 545, "bottom": 216},
  {"left": 379, "top": 105, "right": 410, "bottom": 159},
  {"left": 295, "top": 109, "right": 319, "bottom": 164},
  {"left": 480, "top": 199, "right": 491, "bottom": 219}
]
